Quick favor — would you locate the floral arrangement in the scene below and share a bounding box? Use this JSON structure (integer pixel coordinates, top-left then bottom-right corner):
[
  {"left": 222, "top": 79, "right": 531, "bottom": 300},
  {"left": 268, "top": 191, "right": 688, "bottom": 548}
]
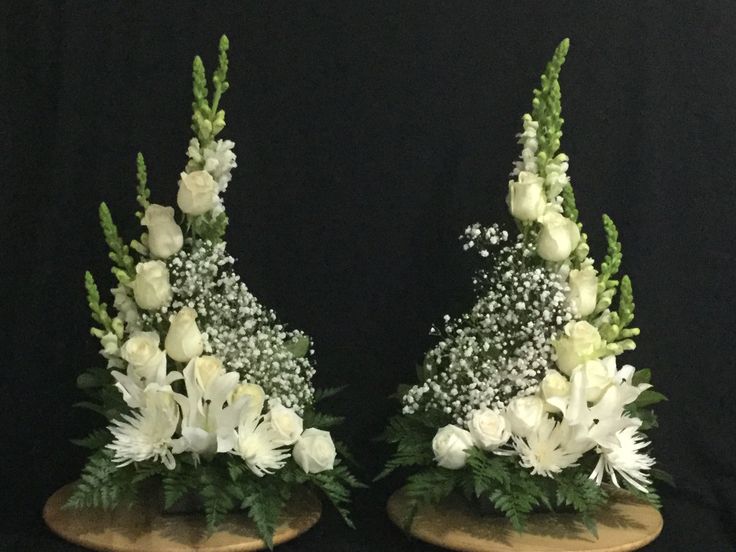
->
[
  {"left": 380, "top": 39, "right": 667, "bottom": 534},
  {"left": 66, "top": 36, "right": 359, "bottom": 548}
]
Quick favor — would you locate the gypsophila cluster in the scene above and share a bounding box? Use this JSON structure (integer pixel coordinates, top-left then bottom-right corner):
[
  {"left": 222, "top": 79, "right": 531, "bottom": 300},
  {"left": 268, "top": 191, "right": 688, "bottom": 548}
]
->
[
  {"left": 402, "top": 226, "right": 572, "bottom": 424},
  {"left": 140, "top": 240, "right": 315, "bottom": 412}
]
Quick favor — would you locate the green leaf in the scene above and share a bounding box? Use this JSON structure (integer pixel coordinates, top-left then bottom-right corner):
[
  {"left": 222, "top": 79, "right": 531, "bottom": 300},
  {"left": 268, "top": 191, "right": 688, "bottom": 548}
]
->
[
  {"left": 71, "top": 428, "right": 112, "bottom": 450},
  {"left": 633, "top": 389, "right": 667, "bottom": 408},
  {"left": 401, "top": 467, "right": 460, "bottom": 529},
  {"left": 466, "top": 448, "right": 511, "bottom": 496},
  {"left": 285, "top": 335, "right": 311, "bottom": 358},
  {"left": 313, "top": 385, "right": 347, "bottom": 403},
  {"left": 302, "top": 410, "right": 345, "bottom": 430},
  {"left": 632, "top": 368, "right": 652, "bottom": 386},
  {"left": 310, "top": 465, "right": 359, "bottom": 529},
  {"left": 65, "top": 449, "right": 132, "bottom": 510}
]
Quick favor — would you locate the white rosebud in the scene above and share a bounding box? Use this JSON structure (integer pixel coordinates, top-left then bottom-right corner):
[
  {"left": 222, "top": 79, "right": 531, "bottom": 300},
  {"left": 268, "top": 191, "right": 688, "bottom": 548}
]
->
[
  {"left": 537, "top": 210, "right": 581, "bottom": 262},
  {"left": 141, "top": 204, "right": 183, "bottom": 259},
  {"left": 468, "top": 408, "right": 510, "bottom": 451},
  {"left": 540, "top": 369, "right": 571, "bottom": 412},
  {"left": 432, "top": 424, "right": 473, "bottom": 469},
  {"left": 554, "top": 321, "right": 604, "bottom": 375},
  {"left": 165, "top": 307, "right": 204, "bottom": 362},
  {"left": 505, "top": 396, "right": 544, "bottom": 438},
  {"left": 120, "top": 331, "right": 166, "bottom": 380},
  {"left": 574, "top": 359, "right": 613, "bottom": 403},
  {"left": 568, "top": 265, "right": 598, "bottom": 318},
  {"left": 507, "top": 171, "right": 546, "bottom": 221},
  {"left": 293, "top": 428, "right": 336, "bottom": 474},
  {"left": 192, "top": 355, "right": 225, "bottom": 393},
  {"left": 132, "top": 261, "right": 172, "bottom": 310},
  {"left": 267, "top": 402, "right": 304, "bottom": 446},
  {"left": 177, "top": 170, "right": 217, "bottom": 215},
  {"left": 230, "top": 383, "right": 266, "bottom": 419}
]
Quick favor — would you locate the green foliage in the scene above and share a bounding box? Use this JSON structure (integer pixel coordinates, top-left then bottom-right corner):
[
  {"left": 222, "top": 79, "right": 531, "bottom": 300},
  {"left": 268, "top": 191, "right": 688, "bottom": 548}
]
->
[
  {"left": 532, "top": 38, "right": 569, "bottom": 175},
  {"left": 134, "top": 152, "right": 151, "bottom": 219},
  {"left": 191, "top": 35, "right": 230, "bottom": 146},
  {"left": 313, "top": 385, "right": 347, "bottom": 403},
  {"left": 466, "top": 447, "right": 511, "bottom": 495},
  {"left": 310, "top": 463, "right": 363, "bottom": 529},
  {"left": 71, "top": 428, "right": 112, "bottom": 450},
  {"left": 65, "top": 449, "right": 132, "bottom": 510},
  {"left": 556, "top": 471, "right": 608, "bottom": 536},
  {"left": 199, "top": 466, "right": 237, "bottom": 533},
  {"left": 303, "top": 410, "right": 345, "bottom": 430},
  {"left": 191, "top": 210, "right": 229, "bottom": 243},
  {"left": 401, "top": 466, "right": 460, "bottom": 528},
  {"left": 99, "top": 202, "right": 135, "bottom": 281},
  {"left": 162, "top": 465, "right": 198, "bottom": 510},
  {"left": 239, "top": 478, "right": 287, "bottom": 550},
  {"left": 375, "top": 415, "right": 438, "bottom": 480},
  {"left": 285, "top": 335, "right": 311, "bottom": 358}
]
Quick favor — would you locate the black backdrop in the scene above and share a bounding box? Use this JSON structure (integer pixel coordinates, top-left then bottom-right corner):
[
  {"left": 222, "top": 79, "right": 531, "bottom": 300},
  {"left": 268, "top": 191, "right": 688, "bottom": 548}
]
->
[{"left": 3, "top": 1, "right": 736, "bottom": 550}]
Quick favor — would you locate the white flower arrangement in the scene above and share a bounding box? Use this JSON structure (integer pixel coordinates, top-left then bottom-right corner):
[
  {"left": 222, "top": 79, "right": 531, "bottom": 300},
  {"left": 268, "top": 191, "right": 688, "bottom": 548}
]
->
[
  {"left": 381, "top": 39, "right": 667, "bottom": 534},
  {"left": 66, "top": 36, "right": 359, "bottom": 547}
]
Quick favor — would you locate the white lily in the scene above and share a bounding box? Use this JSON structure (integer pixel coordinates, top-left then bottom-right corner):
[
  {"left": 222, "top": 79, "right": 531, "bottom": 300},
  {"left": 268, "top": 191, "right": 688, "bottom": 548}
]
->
[
  {"left": 172, "top": 357, "right": 247, "bottom": 458},
  {"left": 111, "top": 354, "right": 182, "bottom": 409}
]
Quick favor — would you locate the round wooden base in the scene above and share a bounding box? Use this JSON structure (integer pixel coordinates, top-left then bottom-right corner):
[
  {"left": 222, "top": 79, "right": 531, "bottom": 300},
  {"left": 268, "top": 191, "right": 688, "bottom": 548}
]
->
[
  {"left": 387, "top": 487, "right": 662, "bottom": 552},
  {"left": 44, "top": 483, "right": 321, "bottom": 552}
]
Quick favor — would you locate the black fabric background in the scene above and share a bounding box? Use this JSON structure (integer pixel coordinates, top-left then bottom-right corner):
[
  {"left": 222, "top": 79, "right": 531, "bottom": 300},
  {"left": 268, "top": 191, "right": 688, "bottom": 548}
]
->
[{"left": 3, "top": 1, "right": 736, "bottom": 550}]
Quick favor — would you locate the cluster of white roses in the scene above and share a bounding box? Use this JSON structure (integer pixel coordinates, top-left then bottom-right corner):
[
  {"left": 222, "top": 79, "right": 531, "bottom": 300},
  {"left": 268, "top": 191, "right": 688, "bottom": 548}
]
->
[
  {"left": 107, "top": 333, "right": 335, "bottom": 476},
  {"left": 427, "top": 114, "right": 655, "bottom": 493}
]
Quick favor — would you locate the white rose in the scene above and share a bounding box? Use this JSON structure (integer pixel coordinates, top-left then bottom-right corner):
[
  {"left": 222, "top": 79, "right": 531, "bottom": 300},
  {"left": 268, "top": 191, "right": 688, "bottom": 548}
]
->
[
  {"left": 468, "top": 408, "right": 510, "bottom": 451},
  {"left": 132, "top": 261, "right": 172, "bottom": 310},
  {"left": 230, "top": 383, "right": 266, "bottom": 419},
  {"left": 568, "top": 265, "right": 598, "bottom": 318},
  {"left": 540, "top": 369, "right": 571, "bottom": 412},
  {"left": 141, "top": 204, "right": 183, "bottom": 259},
  {"left": 267, "top": 403, "right": 304, "bottom": 446},
  {"left": 177, "top": 170, "right": 217, "bottom": 215},
  {"left": 505, "top": 396, "right": 544, "bottom": 437},
  {"left": 120, "top": 331, "right": 165, "bottom": 380},
  {"left": 554, "top": 321, "right": 604, "bottom": 375},
  {"left": 192, "top": 355, "right": 225, "bottom": 393},
  {"left": 293, "top": 428, "right": 336, "bottom": 474},
  {"left": 507, "top": 171, "right": 546, "bottom": 221},
  {"left": 537, "top": 210, "right": 581, "bottom": 262},
  {"left": 165, "top": 307, "right": 204, "bottom": 362},
  {"left": 432, "top": 424, "right": 473, "bottom": 470},
  {"left": 574, "top": 359, "right": 613, "bottom": 403}
]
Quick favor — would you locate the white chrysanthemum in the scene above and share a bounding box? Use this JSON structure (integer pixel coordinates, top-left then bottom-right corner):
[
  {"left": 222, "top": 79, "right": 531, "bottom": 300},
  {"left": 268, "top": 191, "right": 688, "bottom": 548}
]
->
[
  {"left": 236, "top": 414, "right": 290, "bottom": 477},
  {"left": 513, "top": 416, "right": 583, "bottom": 477},
  {"left": 107, "top": 384, "right": 180, "bottom": 469},
  {"left": 590, "top": 426, "right": 654, "bottom": 492}
]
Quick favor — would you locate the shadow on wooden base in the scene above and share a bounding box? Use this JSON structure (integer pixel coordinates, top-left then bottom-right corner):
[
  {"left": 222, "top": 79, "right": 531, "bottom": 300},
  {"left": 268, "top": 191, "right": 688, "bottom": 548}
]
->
[
  {"left": 44, "top": 483, "right": 322, "bottom": 552},
  {"left": 387, "top": 486, "right": 662, "bottom": 552}
]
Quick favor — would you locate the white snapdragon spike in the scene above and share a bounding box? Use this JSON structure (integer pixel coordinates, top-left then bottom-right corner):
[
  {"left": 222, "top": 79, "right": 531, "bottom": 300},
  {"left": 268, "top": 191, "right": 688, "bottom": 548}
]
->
[
  {"left": 141, "top": 204, "right": 183, "bottom": 259},
  {"left": 544, "top": 154, "right": 570, "bottom": 200},
  {"left": 513, "top": 416, "right": 584, "bottom": 477},
  {"left": 99, "top": 332, "right": 120, "bottom": 360},
  {"left": 432, "top": 425, "right": 474, "bottom": 470},
  {"left": 107, "top": 384, "right": 180, "bottom": 469},
  {"left": 172, "top": 357, "right": 242, "bottom": 457},
  {"left": 112, "top": 285, "right": 140, "bottom": 329},
  {"left": 235, "top": 411, "right": 290, "bottom": 477},
  {"left": 293, "top": 428, "right": 337, "bottom": 474},
  {"left": 511, "top": 115, "right": 539, "bottom": 176},
  {"left": 590, "top": 425, "right": 655, "bottom": 492},
  {"left": 186, "top": 138, "right": 237, "bottom": 194}
]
